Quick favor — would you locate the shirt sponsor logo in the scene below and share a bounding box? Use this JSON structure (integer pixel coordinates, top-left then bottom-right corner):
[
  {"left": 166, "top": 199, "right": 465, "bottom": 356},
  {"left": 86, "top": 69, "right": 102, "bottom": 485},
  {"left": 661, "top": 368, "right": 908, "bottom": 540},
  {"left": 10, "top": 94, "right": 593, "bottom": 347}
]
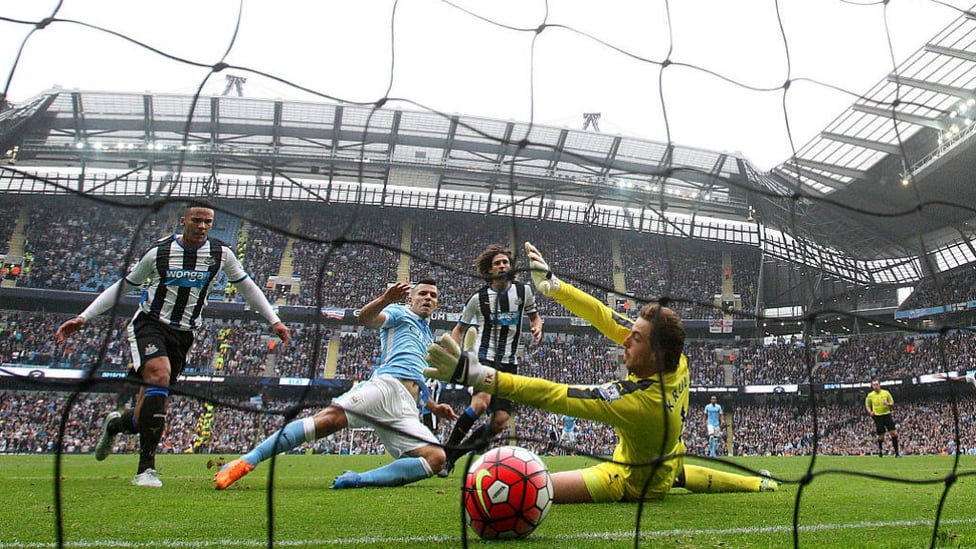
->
[
  {"left": 490, "top": 311, "right": 520, "bottom": 326},
  {"left": 165, "top": 269, "right": 210, "bottom": 289}
]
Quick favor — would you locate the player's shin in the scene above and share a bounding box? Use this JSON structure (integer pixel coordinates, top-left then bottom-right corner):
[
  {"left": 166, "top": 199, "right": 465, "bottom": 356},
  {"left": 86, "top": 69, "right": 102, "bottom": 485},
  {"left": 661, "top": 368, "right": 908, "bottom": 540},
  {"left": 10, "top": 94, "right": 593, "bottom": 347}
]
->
[
  {"left": 137, "top": 388, "right": 168, "bottom": 473},
  {"left": 682, "top": 464, "right": 765, "bottom": 493},
  {"left": 242, "top": 416, "right": 315, "bottom": 466},
  {"left": 357, "top": 456, "right": 433, "bottom": 487}
]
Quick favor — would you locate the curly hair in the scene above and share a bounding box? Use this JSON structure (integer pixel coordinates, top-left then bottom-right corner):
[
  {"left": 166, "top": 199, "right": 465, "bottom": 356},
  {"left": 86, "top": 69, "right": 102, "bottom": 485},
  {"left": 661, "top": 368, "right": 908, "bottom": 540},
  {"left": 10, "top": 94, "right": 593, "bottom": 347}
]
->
[{"left": 475, "top": 244, "right": 515, "bottom": 281}]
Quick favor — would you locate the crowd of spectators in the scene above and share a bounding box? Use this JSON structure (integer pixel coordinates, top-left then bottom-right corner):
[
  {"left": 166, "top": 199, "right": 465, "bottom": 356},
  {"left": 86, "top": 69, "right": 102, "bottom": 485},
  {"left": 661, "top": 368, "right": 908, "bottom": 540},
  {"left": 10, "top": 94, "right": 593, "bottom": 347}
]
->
[
  {"left": 5, "top": 388, "right": 976, "bottom": 459},
  {"left": 18, "top": 199, "right": 171, "bottom": 292},
  {"left": 7, "top": 308, "right": 976, "bottom": 387},
  {"left": 0, "top": 197, "right": 21, "bottom": 256},
  {"left": 2, "top": 197, "right": 764, "bottom": 320},
  {"left": 899, "top": 265, "right": 976, "bottom": 311},
  {"left": 618, "top": 234, "right": 760, "bottom": 320},
  {"left": 15, "top": 196, "right": 976, "bottom": 325},
  {"left": 285, "top": 203, "right": 400, "bottom": 309}
]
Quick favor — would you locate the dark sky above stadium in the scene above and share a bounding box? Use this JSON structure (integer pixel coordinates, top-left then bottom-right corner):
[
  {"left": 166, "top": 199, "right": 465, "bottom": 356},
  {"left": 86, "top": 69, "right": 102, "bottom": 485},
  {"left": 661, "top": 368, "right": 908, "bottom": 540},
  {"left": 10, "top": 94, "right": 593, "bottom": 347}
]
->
[{"left": 0, "top": 0, "right": 965, "bottom": 170}]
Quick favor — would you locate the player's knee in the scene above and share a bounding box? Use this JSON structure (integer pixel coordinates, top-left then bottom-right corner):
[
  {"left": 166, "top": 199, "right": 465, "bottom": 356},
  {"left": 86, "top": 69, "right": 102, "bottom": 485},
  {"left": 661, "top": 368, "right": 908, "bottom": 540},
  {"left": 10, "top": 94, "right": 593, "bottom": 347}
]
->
[
  {"left": 312, "top": 406, "right": 347, "bottom": 436},
  {"left": 423, "top": 447, "right": 447, "bottom": 472}
]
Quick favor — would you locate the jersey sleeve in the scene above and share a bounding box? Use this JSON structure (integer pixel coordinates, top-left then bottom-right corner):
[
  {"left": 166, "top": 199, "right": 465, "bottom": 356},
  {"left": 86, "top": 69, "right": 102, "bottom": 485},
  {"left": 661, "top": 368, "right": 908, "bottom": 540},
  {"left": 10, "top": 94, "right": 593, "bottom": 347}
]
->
[
  {"left": 523, "top": 285, "right": 538, "bottom": 316},
  {"left": 551, "top": 280, "right": 630, "bottom": 345},
  {"left": 124, "top": 247, "right": 158, "bottom": 285},
  {"left": 381, "top": 303, "right": 404, "bottom": 328},
  {"left": 220, "top": 245, "right": 249, "bottom": 283},
  {"left": 494, "top": 371, "right": 644, "bottom": 431},
  {"left": 457, "top": 293, "right": 481, "bottom": 326}
]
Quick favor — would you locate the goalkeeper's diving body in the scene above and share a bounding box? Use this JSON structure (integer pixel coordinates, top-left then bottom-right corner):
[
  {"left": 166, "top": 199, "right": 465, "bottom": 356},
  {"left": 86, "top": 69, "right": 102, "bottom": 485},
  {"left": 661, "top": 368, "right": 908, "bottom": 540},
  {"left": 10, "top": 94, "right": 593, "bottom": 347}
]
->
[
  {"left": 215, "top": 280, "right": 458, "bottom": 490},
  {"left": 424, "top": 243, "right": 777, "bottom": 503}
]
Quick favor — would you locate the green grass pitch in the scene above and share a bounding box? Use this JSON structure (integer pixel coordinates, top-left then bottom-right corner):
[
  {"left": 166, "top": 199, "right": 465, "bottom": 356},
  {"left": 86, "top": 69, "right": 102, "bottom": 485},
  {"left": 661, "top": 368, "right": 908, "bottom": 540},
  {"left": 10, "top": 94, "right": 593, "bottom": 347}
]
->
[{"left": 2, "top": 454, "right": 976, "bottom": 548}]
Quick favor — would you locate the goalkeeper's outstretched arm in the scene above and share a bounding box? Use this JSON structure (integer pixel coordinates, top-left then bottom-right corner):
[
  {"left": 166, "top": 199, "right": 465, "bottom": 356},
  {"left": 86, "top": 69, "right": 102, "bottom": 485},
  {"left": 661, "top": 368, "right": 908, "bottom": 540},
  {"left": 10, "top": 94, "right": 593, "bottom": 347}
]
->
[{"left": 525, "top": 241, "right": 629, "bottom": 345}]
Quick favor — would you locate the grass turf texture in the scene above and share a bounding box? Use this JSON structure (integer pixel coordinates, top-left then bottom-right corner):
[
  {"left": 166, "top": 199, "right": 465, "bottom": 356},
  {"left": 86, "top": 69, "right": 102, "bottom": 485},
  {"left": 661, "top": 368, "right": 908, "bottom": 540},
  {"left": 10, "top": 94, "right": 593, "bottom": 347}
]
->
[{"left": 2, "top": 454, "right": 976, "bottom": 548}]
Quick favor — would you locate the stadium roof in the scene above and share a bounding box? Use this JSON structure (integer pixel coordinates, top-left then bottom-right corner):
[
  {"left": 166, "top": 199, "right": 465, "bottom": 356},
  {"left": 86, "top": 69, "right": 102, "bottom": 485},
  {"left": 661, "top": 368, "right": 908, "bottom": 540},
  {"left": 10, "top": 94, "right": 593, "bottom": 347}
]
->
[
  {"left": 758, "top": 9, "right": 976, "bottom": 265},
  {"left": 3, "top": 11, "right": 976, "bottom": 286},
  {"left": 0, "top": 88, "right": 755, "bottom": 219}
]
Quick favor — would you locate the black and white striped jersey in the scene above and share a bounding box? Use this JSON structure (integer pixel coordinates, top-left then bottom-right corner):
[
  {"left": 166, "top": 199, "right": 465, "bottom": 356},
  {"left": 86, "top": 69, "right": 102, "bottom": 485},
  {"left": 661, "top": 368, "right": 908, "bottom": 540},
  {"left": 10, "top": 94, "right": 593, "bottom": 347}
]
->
[
  {"left": 124, "top": 235, "right": 248, "bottom": 331},
  {"left": 456, "top": 280, "right": 537, "bottom": 366}
]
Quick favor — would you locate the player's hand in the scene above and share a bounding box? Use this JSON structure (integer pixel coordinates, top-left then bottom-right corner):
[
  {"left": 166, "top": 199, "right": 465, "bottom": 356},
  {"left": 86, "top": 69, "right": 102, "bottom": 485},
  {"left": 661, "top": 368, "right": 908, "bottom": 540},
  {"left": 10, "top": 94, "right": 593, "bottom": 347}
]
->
[
  {"left": 382, "top": 281, "right": 412, "bottom": 302},
  {"left": 272, "top": 322, "right": 291, "bottom": 347},
  {"left": 524, "top": 242, "right": 560, "bottom": 297},
  {"left": 431, "top": 402, "right": 458, "bottom": 421},
  {"left": 55, "top": 316, "right": 85, "bottom": 344},
  {"left": 424, "top": 328, "right": 497, "bottom": 391}
]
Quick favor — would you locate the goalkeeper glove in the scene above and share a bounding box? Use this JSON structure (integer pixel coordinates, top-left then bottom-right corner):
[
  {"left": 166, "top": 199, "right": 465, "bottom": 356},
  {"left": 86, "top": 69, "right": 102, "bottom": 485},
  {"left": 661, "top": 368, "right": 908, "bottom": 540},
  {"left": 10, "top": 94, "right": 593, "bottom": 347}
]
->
[
  {"left": 424, "top": 328, "right": 497, "bottom": 391},
  {"left": 524, "top": 241, "right": 561, "bottom": 297}
]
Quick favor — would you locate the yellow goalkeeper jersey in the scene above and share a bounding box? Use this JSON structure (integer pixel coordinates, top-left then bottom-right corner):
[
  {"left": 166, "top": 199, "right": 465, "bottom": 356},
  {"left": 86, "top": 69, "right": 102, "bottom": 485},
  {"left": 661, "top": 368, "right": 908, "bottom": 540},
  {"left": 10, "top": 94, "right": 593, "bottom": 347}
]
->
[{"left": 494, "top": 280, "right": 688, "bottom": 500}]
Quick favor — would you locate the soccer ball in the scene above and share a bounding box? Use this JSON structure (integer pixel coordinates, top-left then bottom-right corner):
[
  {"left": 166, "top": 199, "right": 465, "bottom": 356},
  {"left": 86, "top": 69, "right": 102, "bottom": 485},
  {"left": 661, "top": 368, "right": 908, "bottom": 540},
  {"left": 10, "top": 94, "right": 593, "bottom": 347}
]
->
[{"left": 462, "top": 445, "right": 553, "bottom": 540}]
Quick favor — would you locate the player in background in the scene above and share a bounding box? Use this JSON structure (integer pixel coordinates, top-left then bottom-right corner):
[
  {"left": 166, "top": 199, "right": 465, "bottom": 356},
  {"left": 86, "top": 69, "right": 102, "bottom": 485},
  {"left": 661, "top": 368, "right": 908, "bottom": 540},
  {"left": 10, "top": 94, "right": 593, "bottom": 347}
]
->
[
  {"left": 559, "top": 414, "right": 577, "bottom": 450},
  {"left": 215, "top": 280, "right": 457, "bottom": 490},
  {"left": 865, "top": 380, "right": 900, "bottom": 457},
  {"left": 424, "top": 242, "right": 777, "bottom": 504},
  {"left": 56, "top": 202, "right": 291, "bottom": 488},
  {"left": 544, "top": 414, "right": 560, "bottom": 455},
  {"left": 439, "top": 244, "right": 543, "bottom": 477},
  {"left": 705, "top": 395, "right": 724, "bottom": 457}
]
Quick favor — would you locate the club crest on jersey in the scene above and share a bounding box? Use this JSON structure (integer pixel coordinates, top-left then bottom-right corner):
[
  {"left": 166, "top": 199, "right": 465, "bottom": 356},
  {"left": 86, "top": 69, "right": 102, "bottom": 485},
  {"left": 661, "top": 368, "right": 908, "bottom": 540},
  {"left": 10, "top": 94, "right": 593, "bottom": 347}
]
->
[
  {"left": 203, "top": 256, "right": 217, "bottom": 267},
  {"left": 144, "top": 343, "right": 159, "bottom": 356},
  {"left": 597, "top": 383, "right": 622, "bottom": 402}
]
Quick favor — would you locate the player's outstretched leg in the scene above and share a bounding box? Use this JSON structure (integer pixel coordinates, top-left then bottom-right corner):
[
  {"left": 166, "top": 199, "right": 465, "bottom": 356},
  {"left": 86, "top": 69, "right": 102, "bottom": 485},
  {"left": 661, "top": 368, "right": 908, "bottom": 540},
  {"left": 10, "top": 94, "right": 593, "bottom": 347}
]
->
[
  {"left": 331, "top": 457, "right": 433, "bottom": 489},
  {"left": 215, "top": 417, "right": 315, "bottom": 490},
  {"left": 680, "top": 464, "right": 778, "bottom": 493},
  {"left": 215, "top": 458, "right": 255, "bottom": 490},
  {"left": 331, "top": 470, "right": 363, "bottom": 489},
  {"left": 439, "top": 407, "right": 482, "bottom": 477},
  {"left": 95, "top": 411, "right": 122, "bottom": 461}
]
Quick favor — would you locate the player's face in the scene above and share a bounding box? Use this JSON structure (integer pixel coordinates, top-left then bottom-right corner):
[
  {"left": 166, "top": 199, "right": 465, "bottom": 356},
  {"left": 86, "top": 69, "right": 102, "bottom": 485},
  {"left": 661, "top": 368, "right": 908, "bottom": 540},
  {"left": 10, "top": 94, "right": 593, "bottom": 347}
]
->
[
  {"left": 710, "top": 396, "right": 717, "bottom": 404},
  {"left": 871, "top": 381, "right": 881, "bottom": 392},
  {"left": 408, "top": 283, "right": 439, "bottom": 318},
  {"left": 622, "top": 317, "right": 655, "bottom": 376},
  {"left": 489, "top": 254, "right": 511, "bottom": 276},
  {"left": 180, "top": 207, "right": 215, "bottom": 248}
]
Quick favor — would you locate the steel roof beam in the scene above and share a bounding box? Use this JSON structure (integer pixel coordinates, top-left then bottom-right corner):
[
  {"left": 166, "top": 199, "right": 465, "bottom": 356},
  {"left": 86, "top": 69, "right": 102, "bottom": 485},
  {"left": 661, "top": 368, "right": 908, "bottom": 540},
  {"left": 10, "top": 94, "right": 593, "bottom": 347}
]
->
[
  {"left": 852, "top": 103, "right": 948, "bottom": 131},
  {"left": 790, "top": 158, "right": 869, "bottom": 181},
  {"left": 925, "top": 43, "right": 976, "bottom": 64},
  {"left": 887, "top": 75, "right": 976, "bottom": 102},
  {"left": 819, "top": 132, "right": 903, "bottom": 155}
]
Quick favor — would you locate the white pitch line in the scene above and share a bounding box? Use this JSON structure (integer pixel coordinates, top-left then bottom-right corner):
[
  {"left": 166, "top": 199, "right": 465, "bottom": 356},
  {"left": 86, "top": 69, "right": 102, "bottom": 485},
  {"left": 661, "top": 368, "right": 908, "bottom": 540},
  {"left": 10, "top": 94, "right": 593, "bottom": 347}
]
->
[{"left": 3, "top": 518, "right": 976, "bottom": 548}]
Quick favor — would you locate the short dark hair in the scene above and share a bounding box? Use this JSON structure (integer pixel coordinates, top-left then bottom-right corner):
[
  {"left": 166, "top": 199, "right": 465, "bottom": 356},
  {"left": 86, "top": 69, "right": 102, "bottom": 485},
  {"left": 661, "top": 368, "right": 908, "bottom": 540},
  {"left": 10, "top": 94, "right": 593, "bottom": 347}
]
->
[
  {"left": 475, "top": 244, "right": 514, "bottom": 280},
  {"left": 412, "top": 278, "right": 438, "bottom": 289},
  {"left": 639, "top": 303, "right": 685, "bottom": 373},
  {"left": 184, "top": 199, "right": 216, "bottom": 212}
]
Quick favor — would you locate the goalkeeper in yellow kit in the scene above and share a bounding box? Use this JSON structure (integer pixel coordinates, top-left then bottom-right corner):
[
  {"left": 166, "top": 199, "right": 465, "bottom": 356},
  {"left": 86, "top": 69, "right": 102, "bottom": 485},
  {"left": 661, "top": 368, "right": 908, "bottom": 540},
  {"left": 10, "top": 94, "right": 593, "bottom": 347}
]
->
[{"left": 425, "top": 242, "right": 776, "bottom": 503}]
